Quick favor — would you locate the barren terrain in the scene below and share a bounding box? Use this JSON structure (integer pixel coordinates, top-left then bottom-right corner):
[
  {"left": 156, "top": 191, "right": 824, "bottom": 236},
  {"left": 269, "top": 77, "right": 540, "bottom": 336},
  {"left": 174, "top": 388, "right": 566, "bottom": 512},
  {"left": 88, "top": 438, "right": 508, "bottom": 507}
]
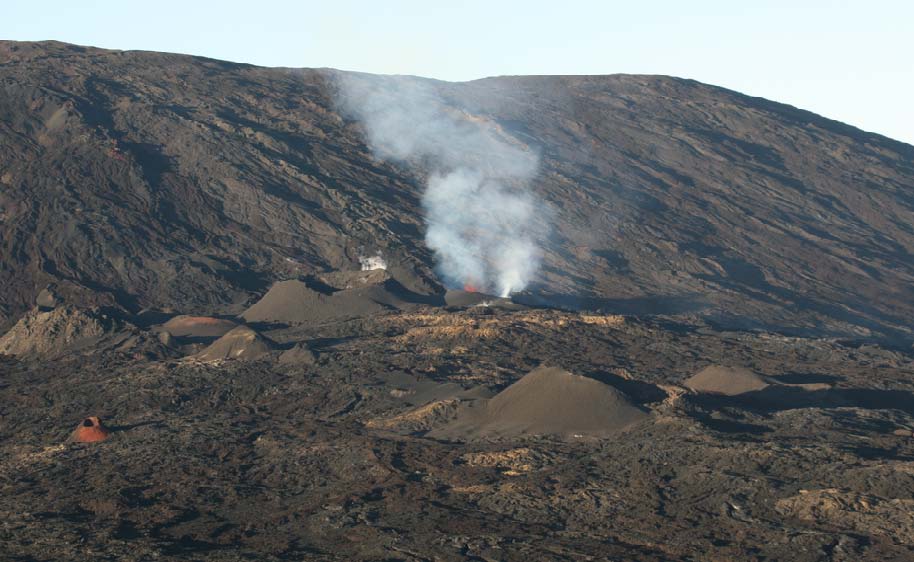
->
[{"left": 2, "top": 41, "right": 914, "bottom": 560}]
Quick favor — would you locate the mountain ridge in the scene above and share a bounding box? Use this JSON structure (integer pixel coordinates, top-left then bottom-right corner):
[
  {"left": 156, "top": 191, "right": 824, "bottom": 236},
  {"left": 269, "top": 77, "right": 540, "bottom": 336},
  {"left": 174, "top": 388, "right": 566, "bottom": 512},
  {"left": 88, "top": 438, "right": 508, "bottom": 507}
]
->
[{"left": 1, "top": 40, "right": 912, "bottom": 343}]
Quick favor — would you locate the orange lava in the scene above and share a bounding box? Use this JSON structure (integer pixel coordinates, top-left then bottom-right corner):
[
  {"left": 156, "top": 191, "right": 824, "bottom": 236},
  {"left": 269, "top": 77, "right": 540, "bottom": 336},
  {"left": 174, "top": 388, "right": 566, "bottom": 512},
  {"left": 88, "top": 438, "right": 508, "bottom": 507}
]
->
[{"left": 463, "top": 283, "right": 479, "bottom": 293}]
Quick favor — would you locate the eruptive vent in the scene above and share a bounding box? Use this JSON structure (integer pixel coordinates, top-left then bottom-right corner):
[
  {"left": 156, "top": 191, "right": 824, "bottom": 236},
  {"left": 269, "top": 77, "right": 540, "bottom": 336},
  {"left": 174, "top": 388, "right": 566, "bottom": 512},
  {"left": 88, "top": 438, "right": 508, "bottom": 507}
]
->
[
  {"left": 71, "top": 416, "right": 110, "bottom": 443},
  {"left": 334, "top": 74, "right": 548, "bottom": 297}
]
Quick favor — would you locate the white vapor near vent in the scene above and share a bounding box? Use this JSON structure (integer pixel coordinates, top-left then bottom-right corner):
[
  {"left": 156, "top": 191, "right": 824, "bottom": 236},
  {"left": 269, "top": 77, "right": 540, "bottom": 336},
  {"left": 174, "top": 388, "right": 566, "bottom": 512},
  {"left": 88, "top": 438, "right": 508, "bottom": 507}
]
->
[
  {"left": 359, "top": 254, "right": 387, "bottom": 271},
  {"left": 334, "top": 73, "right": 546, "bottom": 297}
]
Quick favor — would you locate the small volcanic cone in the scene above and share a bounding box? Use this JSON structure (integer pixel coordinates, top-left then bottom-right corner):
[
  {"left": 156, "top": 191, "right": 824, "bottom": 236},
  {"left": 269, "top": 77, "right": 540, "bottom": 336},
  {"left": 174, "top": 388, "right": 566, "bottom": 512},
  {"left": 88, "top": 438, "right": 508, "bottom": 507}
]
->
[
  {"left": 434, "top": 366, "right": 648, "bottom": 439},
  {"left": 683, "top": 365, "right": 771, "bottom": 396},
  {"left": 161, "top": 315, "right": 238, "bottom": 338},
  {"left": 71, "top": 416, "right": 110, "bottom": 443},
  {"left": 241, "top": 275, "right": 430, "bottom": 325},
  {"left": 193, "top": 325, "right": 273, "bottom": 362},
  {"left": 443, "top": 287, "right": 523, "bottom": 309}
]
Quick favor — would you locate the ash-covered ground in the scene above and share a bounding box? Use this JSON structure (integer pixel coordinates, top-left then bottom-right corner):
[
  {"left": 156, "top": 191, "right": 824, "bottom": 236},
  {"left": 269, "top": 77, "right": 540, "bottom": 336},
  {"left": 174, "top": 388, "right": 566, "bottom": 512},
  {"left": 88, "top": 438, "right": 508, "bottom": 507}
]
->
[{"left": 3, "top": 286, "right": 914, "bottom": 561}]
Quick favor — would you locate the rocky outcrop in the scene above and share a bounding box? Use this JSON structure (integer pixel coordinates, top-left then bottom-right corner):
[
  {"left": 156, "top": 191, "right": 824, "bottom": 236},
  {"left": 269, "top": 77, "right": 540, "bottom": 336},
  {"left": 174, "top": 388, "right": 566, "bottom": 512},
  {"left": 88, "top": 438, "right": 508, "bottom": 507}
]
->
[{"left": 0, "top": 306, "right": 125, "bottom": 357}]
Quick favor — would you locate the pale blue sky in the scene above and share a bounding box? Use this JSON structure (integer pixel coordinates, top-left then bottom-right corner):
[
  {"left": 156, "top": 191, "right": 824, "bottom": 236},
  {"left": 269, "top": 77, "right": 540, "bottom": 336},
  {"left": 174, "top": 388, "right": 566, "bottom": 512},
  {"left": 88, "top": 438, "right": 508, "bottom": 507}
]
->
[{"left": 3, "top": 1, "right": 912, "bottom": 145}]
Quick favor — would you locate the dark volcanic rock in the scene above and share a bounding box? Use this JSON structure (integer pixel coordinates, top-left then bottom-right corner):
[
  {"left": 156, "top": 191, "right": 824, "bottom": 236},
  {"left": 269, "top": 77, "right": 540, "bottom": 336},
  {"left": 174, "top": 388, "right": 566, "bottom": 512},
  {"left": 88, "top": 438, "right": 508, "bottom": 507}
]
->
[
  {"left": 278, "top": 342, "right": 316, "bottom": 365},
  {"left": 5, "top": 302, "right": 914, "bottom": 560},
  {"left": 35, "top": 286, "right": 59, "bottom": 309},
  {"left": 1, "top": 40, "right": 913, "bottom": 344}
]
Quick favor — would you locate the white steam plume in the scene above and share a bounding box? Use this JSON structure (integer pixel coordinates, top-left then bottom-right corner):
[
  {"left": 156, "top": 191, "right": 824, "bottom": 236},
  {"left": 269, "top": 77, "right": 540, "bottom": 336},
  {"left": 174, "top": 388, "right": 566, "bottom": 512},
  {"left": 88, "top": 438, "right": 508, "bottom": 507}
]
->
[{"left": 334, "top": 73, "right": 546, "bottom": 297}]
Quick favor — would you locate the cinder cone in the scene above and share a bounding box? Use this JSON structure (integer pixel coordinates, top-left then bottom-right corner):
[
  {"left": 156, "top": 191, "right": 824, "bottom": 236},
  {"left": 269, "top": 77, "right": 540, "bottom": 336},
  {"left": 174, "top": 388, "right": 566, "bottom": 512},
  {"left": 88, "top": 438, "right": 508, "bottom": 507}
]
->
[{"left": 71, "top": 416, "right": 110, "bottom": 443}]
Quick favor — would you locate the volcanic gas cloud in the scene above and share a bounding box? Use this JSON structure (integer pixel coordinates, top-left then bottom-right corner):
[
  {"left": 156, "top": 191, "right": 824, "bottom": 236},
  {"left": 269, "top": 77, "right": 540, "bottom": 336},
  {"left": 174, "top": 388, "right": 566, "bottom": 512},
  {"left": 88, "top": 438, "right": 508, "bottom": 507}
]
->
[{"left": 334, "top": 74, "right": 546, "bottom": 297}]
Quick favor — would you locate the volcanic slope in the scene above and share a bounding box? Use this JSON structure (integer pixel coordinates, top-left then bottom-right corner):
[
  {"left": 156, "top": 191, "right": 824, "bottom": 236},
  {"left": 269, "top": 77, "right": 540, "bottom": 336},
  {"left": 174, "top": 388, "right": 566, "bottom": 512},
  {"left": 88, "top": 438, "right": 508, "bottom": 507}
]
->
[{"left": 1, "top": 41, "right": 913, "bottom": 343}]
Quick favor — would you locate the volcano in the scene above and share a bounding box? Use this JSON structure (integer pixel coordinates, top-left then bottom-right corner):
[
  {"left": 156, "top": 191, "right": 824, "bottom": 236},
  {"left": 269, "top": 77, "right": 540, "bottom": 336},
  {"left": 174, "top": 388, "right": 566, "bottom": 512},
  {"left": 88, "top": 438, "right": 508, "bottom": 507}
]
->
[
  {"left": 0, "top": 41, "right": 912, "bottom": 344},
  {"left": 3, "top": 40, "right": 914, "bottom": 562}
]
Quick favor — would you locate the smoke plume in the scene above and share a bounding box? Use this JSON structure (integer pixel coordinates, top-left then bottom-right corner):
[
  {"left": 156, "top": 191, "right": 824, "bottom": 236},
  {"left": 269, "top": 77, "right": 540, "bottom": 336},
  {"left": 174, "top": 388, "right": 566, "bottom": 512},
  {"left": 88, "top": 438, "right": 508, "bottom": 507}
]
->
[
  {"left": 359, "top": 254, "right": 387, "bottom": 271},
  {"left": 334, "top": 73, "right": 546, "bottom": 297}
]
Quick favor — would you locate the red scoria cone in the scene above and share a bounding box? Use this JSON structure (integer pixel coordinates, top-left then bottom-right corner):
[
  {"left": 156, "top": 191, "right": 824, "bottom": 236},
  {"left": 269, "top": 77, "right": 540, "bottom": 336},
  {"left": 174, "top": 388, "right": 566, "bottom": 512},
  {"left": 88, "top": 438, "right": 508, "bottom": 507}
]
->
[{"left": 71, "top": 416, "right": 110, "bottom": 443}]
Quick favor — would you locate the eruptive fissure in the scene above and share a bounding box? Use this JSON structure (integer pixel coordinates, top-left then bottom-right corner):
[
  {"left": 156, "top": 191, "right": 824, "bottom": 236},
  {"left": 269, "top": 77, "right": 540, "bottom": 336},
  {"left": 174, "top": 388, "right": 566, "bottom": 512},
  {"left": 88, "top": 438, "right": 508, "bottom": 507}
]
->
[{"left": 334, "top": 74, "right": 548, "bottom": 297}]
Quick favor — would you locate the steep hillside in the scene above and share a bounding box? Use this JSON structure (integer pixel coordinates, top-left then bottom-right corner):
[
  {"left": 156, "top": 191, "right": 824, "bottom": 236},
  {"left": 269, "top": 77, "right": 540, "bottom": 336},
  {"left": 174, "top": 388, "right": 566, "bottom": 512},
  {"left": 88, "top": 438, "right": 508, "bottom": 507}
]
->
[{"left": 1, "top": 41, "right": 912, "bottom": 342}]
